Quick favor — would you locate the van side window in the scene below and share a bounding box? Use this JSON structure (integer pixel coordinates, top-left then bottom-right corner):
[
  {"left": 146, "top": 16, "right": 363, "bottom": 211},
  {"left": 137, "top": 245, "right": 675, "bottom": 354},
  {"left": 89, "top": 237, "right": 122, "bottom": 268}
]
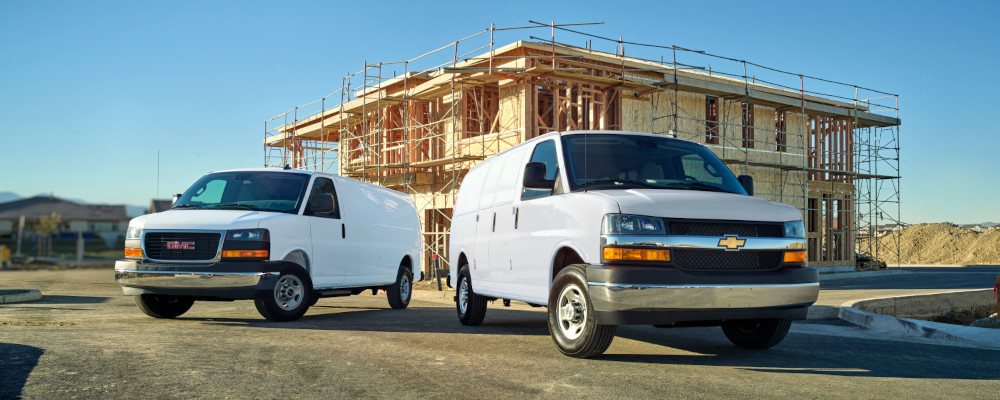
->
[
  {"left": 522, "top": 140, "right": 559, "bottom": 200},
  {"left": 305, "top": 177, "right": 340, "bottom": 219}
]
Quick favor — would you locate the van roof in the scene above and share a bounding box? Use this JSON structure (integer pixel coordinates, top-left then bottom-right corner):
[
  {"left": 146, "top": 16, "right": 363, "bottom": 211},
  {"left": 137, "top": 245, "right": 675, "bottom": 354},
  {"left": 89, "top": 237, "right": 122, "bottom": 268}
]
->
[
  {"left": 491, "top": 130, "right": 696, "bottom": 158},
  {"left": 209, "top": 167, "right": 318, "bottom": 176},
  {"left": 467, "top": 130, "right": 697, "bottom": 174}
]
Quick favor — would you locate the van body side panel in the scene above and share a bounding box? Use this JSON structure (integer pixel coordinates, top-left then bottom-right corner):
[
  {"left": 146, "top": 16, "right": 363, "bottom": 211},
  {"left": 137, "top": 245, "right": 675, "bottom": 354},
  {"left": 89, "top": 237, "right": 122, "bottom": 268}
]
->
[
  {"left": 335, "top": 176, "right": 414, "bottom": 287},
  {"left": 500, "top": 193, "right": 618, "bottom": 304},
  {"left": 488, "top": 147, "right": 530, "bottom": 287},
  {"left": 449, "top": 162, "right": 491, "bottom": 285},
  {"left": 472, "top": 161, "right": 500, "bottom": 286}
]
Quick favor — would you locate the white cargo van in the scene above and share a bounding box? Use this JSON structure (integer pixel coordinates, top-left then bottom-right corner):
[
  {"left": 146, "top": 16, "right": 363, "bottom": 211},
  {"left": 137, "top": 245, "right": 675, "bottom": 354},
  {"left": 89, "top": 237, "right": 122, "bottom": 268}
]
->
[
  {"left": 115, "top": 168, "right": 422, "bottom": 322},
  {"left": 449, "top": 130, "right": 818, "bottom": 358}
]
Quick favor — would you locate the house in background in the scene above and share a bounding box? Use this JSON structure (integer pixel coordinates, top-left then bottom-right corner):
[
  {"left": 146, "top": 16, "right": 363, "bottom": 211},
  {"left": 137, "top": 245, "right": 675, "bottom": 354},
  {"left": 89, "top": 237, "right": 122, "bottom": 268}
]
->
[
  {"left": 0, "top": 196, "right": 131, "bottom": 248},
  {"left": 148, "top": 199, "right": 173, "bottom": 214}
]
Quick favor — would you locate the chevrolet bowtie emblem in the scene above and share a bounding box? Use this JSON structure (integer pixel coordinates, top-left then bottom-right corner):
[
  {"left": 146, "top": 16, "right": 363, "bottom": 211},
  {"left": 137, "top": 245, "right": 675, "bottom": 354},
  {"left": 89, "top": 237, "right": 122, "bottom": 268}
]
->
[{"left": 718, "top": 235, "right": 746, "bottom": 251}]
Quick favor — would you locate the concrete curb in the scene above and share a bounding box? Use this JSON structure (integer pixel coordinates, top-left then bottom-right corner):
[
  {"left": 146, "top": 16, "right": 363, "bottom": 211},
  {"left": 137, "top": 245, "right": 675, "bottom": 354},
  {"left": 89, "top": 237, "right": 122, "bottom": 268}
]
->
[
  {"left": 0, "top": 289, "right": 43, "bottom": 304},
  {"left": 838, "top": 289, "right": 1000, "bottom": 349}
]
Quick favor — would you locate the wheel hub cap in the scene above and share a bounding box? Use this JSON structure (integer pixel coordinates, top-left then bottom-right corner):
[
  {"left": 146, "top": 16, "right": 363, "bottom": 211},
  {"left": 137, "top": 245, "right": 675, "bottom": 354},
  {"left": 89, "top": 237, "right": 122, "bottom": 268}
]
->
[
  {"left": 557, "top": 285, "right": 587, "bottom": 340},
  {"left": 275, "top": 275, "right": 303, "bottom": 310},
  {"left": 458, "top": 279, "right": 469, "bottom": 313}
]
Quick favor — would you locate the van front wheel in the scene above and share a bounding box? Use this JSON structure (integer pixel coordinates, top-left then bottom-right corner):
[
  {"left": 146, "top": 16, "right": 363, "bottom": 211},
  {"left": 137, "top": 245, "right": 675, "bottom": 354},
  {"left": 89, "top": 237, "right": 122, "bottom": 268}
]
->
[
  {"left": 254, "top": 270, "right": 312, "bottom": 322},
  {"left": 456, "top": 265, "right": 487, "bottom": 325},
  {"left": 134, "top": 294, "right": 194, "bottom": 318},
  {"left": 721, "top": 318, "right": 791, "bottom": 349},
  {"left": 547, "top": 266, "right": 616, "bottom": 358}
]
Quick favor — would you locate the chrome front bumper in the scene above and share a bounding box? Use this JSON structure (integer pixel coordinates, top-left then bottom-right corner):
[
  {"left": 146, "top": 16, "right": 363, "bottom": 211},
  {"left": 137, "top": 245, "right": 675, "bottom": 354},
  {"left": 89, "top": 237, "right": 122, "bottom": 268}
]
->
[
  {"left": 588, "top": 282, "right": 820, "bottom": 311},
  {"left": 114, "top": 269, "right": 277, "bottom": 289},
  {"left": 114, "top": 259, "right": 289, "bottom": 297}
]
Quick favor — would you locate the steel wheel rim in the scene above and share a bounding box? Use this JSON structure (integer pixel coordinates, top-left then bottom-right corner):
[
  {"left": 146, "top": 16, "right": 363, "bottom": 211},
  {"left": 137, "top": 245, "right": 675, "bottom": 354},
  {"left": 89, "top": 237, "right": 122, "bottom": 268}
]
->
[
  {"left": 400, "top": 274, "right": 411, "bottom": 301},
  {"left": 458, "top": 278, "right": 469, "bottom": 314},
  {"left": 557, "top": 284, "right": 587, "bottom": 340},
  {"left": 274, "top": 275, "right": 303, "bottom": 310}
]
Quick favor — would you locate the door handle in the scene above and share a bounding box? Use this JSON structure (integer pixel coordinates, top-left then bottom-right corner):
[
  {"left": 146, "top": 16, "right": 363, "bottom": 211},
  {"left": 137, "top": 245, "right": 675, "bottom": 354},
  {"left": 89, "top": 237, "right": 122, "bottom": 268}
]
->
[
  {"left": 514, "top": 207, "right": 519, "bottom": 229},
  {"left": 341, "top": 224, "right": 345, "bottom": 239},
  {"left": 492, "top": 212, "right": 496, "bottom": 232}
]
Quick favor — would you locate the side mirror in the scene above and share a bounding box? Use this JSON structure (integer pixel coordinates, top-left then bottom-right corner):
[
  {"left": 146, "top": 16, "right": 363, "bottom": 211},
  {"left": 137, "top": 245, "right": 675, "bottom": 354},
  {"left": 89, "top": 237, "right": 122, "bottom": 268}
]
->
[
  {"left": 738, "top": 175, "right": 754, "bottom": 196},
  {"left": 523, "top": 162, "right": 555, "bottom": 190},
  {"left": 312, "top": 194, "right": 335, "bottom": 214},
  {"left": 171, "top": 194, "right": 182, "bottom": 204}
]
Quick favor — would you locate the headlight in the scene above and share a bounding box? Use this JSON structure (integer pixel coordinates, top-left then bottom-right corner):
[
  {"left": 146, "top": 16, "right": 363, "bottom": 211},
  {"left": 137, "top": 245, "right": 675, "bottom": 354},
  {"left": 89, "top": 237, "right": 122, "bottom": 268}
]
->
[
  {"left": 784, "top": 221, "right": 805, "bottom": 238},
  {"left": 126, "top": 227, "right": 142, "bottom": 240},
  {"left": 602, "top": 214, "right": 666, "bottom": 235},
  {"left": 226, "top": 228, "right": 269, "bottom": 241}
]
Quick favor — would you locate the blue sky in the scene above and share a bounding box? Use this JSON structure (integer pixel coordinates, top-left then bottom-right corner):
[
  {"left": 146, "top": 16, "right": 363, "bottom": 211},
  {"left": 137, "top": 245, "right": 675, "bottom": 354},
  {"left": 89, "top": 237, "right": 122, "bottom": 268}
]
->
[{"left": 1, "top": 1, "right": 997, "bottom": 224}]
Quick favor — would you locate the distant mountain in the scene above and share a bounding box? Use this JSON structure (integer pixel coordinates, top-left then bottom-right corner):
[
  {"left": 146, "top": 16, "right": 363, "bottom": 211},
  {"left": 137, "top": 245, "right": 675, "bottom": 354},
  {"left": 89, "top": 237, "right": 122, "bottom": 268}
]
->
[
  {"left": 0, "top": 191, "right": 21, "bottom": 203},
  {"left": 15, "top": 192, "right": 147, "bottom": 217},
  {"left": 979, "top": 222, "right": 999, "bottom": 228}
]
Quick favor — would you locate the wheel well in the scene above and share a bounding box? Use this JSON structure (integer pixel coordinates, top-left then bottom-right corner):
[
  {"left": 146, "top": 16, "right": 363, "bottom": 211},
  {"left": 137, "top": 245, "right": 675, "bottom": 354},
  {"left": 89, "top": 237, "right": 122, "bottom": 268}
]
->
[
  {"left": 400, "top": 255, "right": 412, "bottom": 269},
  {"left": 457, "top": 253, "right": 469, "bottom": 270},
  {"left": 283, "top": 250, "right": 310, "bottom": 272},
  {"left": 552, "top": 247, "right": 585, "bottom": 282}
]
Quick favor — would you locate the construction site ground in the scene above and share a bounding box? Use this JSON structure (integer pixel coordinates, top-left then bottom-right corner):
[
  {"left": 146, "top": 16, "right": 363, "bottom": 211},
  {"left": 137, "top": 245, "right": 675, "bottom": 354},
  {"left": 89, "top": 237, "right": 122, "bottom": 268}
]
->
[
  {"left": 863, "top": 223, "right": 1000, "bottom": 264},
  {"left": 3, "top": 265, "right": 999, "bottom": 398}
]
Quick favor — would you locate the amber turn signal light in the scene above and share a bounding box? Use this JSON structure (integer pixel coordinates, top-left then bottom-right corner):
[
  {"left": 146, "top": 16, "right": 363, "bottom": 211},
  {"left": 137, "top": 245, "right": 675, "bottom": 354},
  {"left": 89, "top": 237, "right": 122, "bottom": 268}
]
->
[
  {"left": 783, "top": 251, "right": 807, "bottom": 263},
  {"left": 124, "top": 248, "right": 143, "bottom": 258},
  {"left": 222, "top": 250, "right": 269, "bottom": 259},
  {"left": 603, "top": 247, "right": 671, "bottom": 262}
]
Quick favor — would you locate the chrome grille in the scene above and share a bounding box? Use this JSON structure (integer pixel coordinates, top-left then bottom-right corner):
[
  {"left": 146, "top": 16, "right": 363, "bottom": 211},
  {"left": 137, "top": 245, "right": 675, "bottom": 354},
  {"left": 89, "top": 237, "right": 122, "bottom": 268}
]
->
[
  {"left": 667, "top": 220, "right": 783, "bottom": 238},
  {"left": 144, "top": 232, "right": 221, "bottom": 261},
  {"left": 672, "top": 249, "right": 783, "bottom": 271}
]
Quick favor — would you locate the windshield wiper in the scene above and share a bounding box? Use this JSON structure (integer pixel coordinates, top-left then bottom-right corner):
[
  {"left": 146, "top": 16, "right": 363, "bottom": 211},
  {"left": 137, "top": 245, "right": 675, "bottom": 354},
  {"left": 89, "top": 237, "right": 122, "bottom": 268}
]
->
[
  {"left": 663, "top": 182, "right": 729, "bottom": 193},
  {"left": 579, "top": 179, "right": 659, "bottom": 189},
  {"left": 210, "top": 203, "right": 264, "bottom": 211},
  {"left": 171, "top": 204, "right": 201, "bottom": 209}
]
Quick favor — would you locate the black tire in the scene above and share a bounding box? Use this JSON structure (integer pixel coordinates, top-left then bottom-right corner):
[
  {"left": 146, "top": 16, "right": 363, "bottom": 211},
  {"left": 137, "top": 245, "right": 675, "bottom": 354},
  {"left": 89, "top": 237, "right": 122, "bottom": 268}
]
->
[
  {"left": 134, "top": 294, "right": 194, "bottom": 319},
  {"left": 387, "top": 265, "right": 413, "bottom": 309},
  {"left": 456, "top": 265, "right": 487, "bottom": 326},
  {"left": 547, "top": 266, "right": 616, "bottom": 358},
  {"left": 254, "top": 269, "right": 312, "bottom": 322},
  {"left": 721, "top": 318, "right": 791, "bottom": 349}
]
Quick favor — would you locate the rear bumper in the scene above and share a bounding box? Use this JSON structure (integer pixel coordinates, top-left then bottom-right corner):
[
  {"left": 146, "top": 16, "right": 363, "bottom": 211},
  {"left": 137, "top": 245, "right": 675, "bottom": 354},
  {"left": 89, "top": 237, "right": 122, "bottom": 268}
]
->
[
  {"left": 114, "top": 259, "right": 297, "bottom": 299},
  {"left": 586, "top": 265, "right": 819, "bottom": 325}
]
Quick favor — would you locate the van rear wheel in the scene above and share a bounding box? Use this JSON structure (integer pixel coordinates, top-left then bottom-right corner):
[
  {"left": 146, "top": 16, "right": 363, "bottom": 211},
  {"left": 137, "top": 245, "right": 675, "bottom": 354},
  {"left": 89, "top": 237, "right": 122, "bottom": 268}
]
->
[
  {"left": 387, "top": 265, "right": 412, "bottom": 309},
  {"left": 721, "top": 318, "right": 791, "bottom": 349},
  {"left": 547, "top": 266, "right": 616, "bottom": 358},
  {"left": 456, "top": 265, "right": 487, "bottom": 325}
]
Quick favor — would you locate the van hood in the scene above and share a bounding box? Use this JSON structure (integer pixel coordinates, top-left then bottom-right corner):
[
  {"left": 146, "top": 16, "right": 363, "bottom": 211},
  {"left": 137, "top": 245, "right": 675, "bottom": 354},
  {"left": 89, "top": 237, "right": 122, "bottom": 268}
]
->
[
  {"left": 593, "top": 189, "right": 802, "bottom": 222},
  {"left": 128, "top": 209, "right": 291, "bottom": 230}
]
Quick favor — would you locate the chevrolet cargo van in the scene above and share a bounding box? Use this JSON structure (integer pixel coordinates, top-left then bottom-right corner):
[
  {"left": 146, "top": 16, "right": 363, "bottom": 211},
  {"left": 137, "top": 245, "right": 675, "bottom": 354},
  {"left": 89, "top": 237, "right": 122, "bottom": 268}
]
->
[
  {"left": 115, "top": 168, "right": 422, "bottom": 322},
  {"left": 449, "top": 130, "right": 818, "bottom": 358}
]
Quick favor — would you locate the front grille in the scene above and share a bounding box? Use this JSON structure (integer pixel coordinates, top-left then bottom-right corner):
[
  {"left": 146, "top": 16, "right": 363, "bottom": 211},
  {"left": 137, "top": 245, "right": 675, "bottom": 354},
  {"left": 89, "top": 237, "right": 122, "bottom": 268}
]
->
[
  {"left": 673, "top": 249, "right": 783, "bottom": 271},
  {"left": 667, "top": 220, "right": 783, "bottom": 238},
  {"left": 144, "top": 232, "right": 221, "bottom": 261}
]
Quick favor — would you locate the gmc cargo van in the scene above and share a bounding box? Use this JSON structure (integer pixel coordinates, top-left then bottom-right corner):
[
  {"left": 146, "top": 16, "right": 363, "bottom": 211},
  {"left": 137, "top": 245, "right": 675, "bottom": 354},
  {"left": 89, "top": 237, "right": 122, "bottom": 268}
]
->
[
  {"left": 115, "top": 168, "right": 422, "bottom": 322},
  {"left": 449, "top": 130, "right": 818, "bottom": 358}
]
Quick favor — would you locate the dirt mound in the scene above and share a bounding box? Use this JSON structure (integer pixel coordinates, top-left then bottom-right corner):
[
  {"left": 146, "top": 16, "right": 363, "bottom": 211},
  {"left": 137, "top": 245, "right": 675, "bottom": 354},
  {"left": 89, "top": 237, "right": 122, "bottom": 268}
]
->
[{"left": 862, "top": 223, "right": 1000, "bottom": 264}]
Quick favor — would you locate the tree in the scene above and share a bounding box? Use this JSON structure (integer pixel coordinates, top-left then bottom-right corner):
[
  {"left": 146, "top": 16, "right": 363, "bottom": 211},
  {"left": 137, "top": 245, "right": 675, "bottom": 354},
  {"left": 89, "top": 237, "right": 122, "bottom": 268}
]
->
[{"left": 36, "top": 212, "right": 62, "bottom": 257}]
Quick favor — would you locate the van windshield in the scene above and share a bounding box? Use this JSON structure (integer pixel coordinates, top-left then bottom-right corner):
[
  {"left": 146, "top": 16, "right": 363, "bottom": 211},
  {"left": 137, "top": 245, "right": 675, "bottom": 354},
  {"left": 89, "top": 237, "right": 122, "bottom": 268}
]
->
[
  {"left": 561, "top": 134, "right": 747, "bottom": 195},
  {"left": 172, "top": 171, "right": 311, "bottom": 213}
]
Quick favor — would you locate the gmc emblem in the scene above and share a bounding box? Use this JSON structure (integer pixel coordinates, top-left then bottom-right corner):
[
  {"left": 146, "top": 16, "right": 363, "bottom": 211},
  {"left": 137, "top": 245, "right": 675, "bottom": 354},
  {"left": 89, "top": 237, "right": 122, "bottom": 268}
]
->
[{"left": 166, "top": 241, "right": 196, "bottom": 250}]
